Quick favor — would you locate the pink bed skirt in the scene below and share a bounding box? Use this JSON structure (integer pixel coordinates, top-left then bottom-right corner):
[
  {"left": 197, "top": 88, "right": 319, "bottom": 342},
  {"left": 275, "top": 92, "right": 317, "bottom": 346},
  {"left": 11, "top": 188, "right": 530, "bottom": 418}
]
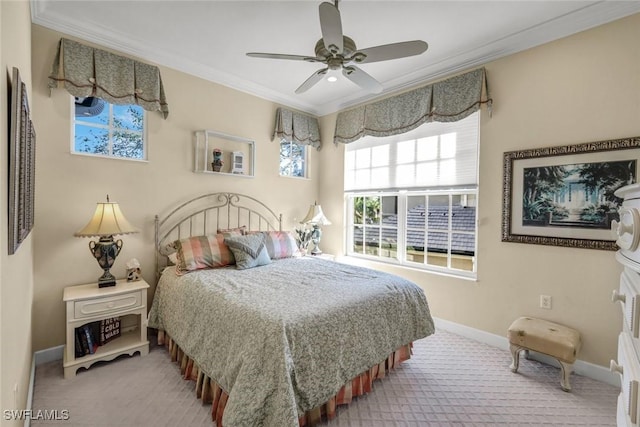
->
[{"left": 157, "top": 330, "right": 412, "bottom": 426}]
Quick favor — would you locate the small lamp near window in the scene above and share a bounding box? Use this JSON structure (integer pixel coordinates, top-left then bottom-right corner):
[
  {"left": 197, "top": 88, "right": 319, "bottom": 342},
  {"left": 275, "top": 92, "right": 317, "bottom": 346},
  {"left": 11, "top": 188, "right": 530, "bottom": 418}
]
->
[
  {"left": 302, "top": 202, "right": 331, "bottom": 255},
  {"left": 74, "top": 196, "right": 139, "bottom": 288}
]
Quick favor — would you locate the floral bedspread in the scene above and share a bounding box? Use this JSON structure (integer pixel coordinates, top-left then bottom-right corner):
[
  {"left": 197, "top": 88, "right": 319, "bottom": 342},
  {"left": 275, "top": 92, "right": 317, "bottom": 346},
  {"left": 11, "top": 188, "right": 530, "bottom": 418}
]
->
[{"left": 148, "top": 257, "right": 434, "bottom": 427}]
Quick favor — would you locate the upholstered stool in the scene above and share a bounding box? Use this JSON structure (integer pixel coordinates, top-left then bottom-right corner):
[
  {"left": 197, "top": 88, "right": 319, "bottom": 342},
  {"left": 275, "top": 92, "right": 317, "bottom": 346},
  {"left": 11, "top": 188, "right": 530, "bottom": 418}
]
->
[{"left": 507, "top": 316, "right": 582, "bottom": 392}]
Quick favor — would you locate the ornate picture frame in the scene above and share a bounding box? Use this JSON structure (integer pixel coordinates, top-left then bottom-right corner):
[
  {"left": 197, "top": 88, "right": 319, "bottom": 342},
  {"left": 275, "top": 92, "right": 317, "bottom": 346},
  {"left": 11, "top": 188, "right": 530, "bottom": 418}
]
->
[
  {"left": 8, "top": 67, "right": 36, "bottom": 255},
  {"left": 502, "top": 136, "right": 640, "bottom": 251}
]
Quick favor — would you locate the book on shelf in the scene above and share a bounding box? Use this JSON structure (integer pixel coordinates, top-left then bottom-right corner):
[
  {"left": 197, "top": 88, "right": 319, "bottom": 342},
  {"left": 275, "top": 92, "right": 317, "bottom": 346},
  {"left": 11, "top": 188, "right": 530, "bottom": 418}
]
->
[
  {"left": 73, "top": 318, "right": 122, "bottom": 357},
  {"left": 74, "top": 329, "right": 84, "bottom": 358},
  {"left": 100, "top": 317, "right": 121, "bottom": 345},
  {"left": 75, "top": 327, "right": 90, "bottom": 356},
  {"left": 82, "top": 324, "right": 96, "bottom": 354},
  {"left": 89, "top": 321, "right": 101, "bottom": 346}
]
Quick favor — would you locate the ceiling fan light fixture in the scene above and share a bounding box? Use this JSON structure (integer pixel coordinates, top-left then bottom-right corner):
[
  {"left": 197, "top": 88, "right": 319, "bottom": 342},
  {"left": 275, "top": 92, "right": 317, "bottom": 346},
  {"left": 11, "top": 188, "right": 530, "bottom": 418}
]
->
[{"left": 246, "top": 1, "right": 428, "bottom": 94}]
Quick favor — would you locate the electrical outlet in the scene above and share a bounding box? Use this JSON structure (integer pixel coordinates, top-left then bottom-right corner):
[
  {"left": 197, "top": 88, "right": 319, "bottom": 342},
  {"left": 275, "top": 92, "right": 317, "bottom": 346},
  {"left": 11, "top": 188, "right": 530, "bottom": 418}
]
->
[{"left": 540, "top": 295, "right": 552, "bottom": 309}]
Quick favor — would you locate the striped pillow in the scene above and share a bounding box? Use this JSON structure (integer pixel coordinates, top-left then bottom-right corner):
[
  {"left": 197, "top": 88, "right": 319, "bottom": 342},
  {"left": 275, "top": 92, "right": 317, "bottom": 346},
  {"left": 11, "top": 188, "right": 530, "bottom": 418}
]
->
[
  {"left": 262, "top": 231, "right": 300, "bottom": 259},
  {"left": 175, "top": 234, "right": 235, "bottom": 274}
]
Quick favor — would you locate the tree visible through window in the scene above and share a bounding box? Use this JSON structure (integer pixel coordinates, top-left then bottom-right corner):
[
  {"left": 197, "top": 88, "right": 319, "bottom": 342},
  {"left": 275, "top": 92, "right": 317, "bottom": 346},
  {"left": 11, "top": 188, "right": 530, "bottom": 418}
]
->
[
  {"left": 73, "top": 97, "right": 145, "bottom": 160},
  {"left": 280, "top": 139, "right": 306, "bottom": 177}
]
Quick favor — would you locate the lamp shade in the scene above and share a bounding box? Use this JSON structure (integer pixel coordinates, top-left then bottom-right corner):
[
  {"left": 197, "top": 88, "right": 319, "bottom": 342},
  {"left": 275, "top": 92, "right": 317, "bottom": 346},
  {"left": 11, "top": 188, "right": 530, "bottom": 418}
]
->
[
  {"left": 301, "top": 203, "right": 331, "bottom": 226},
  {"left": 75, "top": 200, "right": 139, "bottom": 237}
]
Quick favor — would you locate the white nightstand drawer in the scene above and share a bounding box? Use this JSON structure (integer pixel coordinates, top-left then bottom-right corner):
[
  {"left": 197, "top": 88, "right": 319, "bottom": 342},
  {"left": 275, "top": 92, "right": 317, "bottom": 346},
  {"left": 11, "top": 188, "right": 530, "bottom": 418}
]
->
[{"left": 74, "top": 291, "right": 142, "bottom": 319}]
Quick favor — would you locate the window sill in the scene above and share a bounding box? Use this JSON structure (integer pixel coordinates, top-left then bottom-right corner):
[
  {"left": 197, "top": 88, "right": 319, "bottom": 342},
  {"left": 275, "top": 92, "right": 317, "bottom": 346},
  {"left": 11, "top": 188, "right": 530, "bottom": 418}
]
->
[
  {"left": 279, "top": 174, "right": 310, "bottom": 181},
  {"left": 71, "top": 152, "right": 148, "bottom": 163},
  {"left": 342, "top": 254, "right": 478, "bottom": 282}
]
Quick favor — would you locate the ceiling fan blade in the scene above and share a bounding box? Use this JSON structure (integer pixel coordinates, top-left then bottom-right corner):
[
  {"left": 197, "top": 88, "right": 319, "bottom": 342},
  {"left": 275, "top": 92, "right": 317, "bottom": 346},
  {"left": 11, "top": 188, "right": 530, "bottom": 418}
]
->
[
  {"left": 342, "top": 66, "right": 383, "bottom": 93},
  {"left": 349, "top": 40, "right": 428, "bottom": 64},
  {"left": 246, "top": 52, "right": 323, "bottom": 63},
  {"left": 319, "top": 2, "right": 343, "bottom": 55},
  {"left": 295, "top": 68, "right": 329, "bottom": 94}
]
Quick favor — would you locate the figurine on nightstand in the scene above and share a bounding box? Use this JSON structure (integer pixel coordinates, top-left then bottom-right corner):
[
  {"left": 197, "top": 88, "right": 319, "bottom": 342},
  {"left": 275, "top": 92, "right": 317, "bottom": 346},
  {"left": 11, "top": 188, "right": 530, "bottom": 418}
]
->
[{"left": 126, "top": 258, "right": 141, "bottom": 282}]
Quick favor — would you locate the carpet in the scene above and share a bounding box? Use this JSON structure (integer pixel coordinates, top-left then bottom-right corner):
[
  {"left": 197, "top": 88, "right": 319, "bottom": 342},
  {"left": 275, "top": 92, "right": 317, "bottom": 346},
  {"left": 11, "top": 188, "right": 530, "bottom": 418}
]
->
[{"left": 31, "top": 329, "right": 617, "bottom": 426}]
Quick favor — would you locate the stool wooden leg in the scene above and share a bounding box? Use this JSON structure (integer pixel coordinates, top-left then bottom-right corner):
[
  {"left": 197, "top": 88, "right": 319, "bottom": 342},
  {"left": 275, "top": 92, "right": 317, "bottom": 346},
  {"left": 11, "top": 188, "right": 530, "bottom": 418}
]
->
[
  {"left": 509, "top": 344, "right": 522, "bottom": 373},
  {"left": 559, "top": 360, "right": 573, "bottom": 392}
]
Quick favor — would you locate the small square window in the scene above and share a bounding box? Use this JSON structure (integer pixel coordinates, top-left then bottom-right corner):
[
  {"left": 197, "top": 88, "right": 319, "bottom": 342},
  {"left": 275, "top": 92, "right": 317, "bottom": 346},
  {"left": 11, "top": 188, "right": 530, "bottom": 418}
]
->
[
  {"left": 72, "top": 97, "right": 146, "bottom": 160},
  {"left": 280, "top": 139, "right": 307, "bottom": 178}
]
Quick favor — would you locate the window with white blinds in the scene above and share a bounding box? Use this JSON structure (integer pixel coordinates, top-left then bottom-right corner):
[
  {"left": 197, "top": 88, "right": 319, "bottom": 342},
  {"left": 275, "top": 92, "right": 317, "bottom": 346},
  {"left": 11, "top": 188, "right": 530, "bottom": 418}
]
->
[
  {"left": 343, "top": 111, "right": 480, "bottom": 278},
  {"left": 344, "top": 111, "right": 479, "bottom": 191}
]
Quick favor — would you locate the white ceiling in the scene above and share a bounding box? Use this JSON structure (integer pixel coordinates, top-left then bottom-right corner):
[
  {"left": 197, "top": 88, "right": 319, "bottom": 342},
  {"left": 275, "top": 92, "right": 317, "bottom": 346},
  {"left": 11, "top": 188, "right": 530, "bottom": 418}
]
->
[{"left": 31, "top": 1, "right": 640, "bottom": 116}]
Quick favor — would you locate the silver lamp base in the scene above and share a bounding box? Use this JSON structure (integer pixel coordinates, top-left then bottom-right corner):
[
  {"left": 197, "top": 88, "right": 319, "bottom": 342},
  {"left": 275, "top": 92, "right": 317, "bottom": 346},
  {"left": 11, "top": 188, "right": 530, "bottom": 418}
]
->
[
  {"left": 310, "top": 224, "right": 323, "bottom": 255},
  {"left": 89, "top": 236, "right": 122, "bottom": 288}
]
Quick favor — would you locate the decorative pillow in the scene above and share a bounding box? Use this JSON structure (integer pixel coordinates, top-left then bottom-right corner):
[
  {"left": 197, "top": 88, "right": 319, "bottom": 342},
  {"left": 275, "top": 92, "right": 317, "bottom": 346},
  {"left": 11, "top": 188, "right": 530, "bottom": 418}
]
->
[
  {"left": 174, "top": 234, "right": 235, "bottom": 274},
  {"left": 167, "top": 252, "right": 179, "bottom": 265},
  {"left": 224, "top": 233, "right": 271, "bottom": 270},
  {"left": 261, "top": 231, "right": 301, "bottom": 259},
  {"left": 218, "top": 226, "right": 247, "bottom": 235},
  {"left": 161, "top": 241, "right": 178, "bottom": 256}
]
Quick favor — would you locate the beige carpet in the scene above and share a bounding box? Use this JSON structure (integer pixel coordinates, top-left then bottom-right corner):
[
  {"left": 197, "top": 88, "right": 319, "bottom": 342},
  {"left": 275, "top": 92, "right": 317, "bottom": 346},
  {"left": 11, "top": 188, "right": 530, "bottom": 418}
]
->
[{"left": 32, "top": 329, "right": 617, "bottom": 426}]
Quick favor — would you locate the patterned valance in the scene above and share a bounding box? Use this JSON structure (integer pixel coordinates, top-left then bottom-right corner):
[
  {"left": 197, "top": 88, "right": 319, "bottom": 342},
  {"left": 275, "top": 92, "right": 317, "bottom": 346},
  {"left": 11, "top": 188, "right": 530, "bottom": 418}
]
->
[
  {"left": 48, "top": 38, "right": 169, "bottom": 119},
  {"left": 272, "top": 108, "right": 321, "bottom": 150},
  {"left": 334, "top": 68, "right": 491, "bottom": 144}
]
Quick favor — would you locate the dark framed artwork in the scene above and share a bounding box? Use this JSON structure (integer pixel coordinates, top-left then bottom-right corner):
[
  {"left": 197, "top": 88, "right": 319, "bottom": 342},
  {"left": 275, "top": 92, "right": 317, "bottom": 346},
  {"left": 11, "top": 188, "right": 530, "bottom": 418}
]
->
[
  {"left": 8, "top": 67, "right": 36, "bottom": 255},
  {"left": 502, "top": 136, "right": 640, "bottom": 250}
]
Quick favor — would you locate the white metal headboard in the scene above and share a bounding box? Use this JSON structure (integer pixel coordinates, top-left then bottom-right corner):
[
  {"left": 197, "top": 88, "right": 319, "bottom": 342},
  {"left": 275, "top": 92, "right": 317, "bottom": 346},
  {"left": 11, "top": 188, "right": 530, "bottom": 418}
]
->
[{"left": 155, "top": 192, "right": 283, "bottom": 278}]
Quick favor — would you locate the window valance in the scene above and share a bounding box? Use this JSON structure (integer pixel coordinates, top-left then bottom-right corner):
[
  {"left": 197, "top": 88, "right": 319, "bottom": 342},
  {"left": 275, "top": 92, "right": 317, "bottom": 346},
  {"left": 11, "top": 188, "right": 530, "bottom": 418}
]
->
[
  {"left": 48, "top": 38, "right": 169, "bottom": 119},
  {"left": 272, "top": 108, "right": 321, "bottom": 150},
  {"left": 334, "top": 67, "right": 491, "bottom": 144}
]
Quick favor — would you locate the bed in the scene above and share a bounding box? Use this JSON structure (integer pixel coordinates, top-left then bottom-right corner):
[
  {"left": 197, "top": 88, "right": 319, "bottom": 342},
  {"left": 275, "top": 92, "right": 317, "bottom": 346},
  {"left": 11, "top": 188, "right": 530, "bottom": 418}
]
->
[{"left": 148, "top": 193, "right": 435, "bottom": 426}]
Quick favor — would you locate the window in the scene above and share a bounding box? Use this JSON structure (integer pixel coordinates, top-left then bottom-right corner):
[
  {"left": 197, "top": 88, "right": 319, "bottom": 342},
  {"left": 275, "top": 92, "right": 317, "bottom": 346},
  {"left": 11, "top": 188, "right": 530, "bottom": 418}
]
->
[
  {"left": 279, "top": 139, "right": 307, "bottom": 177},
  {"left": 345, "top": 112, "right": 479, "bottom": 278},
  {"left": 72, "top": 97, "right": 146, "bottom": 160}
]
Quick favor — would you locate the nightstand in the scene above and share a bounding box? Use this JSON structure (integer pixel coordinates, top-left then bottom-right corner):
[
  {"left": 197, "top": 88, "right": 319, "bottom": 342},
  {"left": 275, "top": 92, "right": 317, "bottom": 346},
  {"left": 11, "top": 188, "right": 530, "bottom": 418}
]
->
[{"left": 63, "top": 278, "right": 149, "bottom": 378}]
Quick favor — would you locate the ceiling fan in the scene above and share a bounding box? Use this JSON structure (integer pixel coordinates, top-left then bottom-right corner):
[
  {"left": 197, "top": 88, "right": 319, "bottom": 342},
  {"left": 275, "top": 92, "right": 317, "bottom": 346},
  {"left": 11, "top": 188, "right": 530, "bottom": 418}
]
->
[{"left": 246, "top": 1, "right": 428, "bottom": 94}]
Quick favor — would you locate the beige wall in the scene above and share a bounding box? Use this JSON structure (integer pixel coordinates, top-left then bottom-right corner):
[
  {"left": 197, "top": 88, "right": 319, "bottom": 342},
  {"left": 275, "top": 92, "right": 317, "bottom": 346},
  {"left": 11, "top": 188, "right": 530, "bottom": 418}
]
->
[
  {"left": 29, "top": 13, "right": 640, "bottom": 369},
  {"left": 30, "top": 25, "right": 321, "bottom": 351},
  {"left": 1, "top": 1, "right": 34, "bottom": 425},
  {"left": 319, "top": 13, "right": 640, "bottom": 367}
]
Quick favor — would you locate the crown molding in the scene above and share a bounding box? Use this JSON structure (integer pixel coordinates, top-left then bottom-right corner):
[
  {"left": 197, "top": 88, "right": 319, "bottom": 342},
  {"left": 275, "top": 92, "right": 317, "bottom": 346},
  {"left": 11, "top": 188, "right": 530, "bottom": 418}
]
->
[
  {"left": 311, "top": 1, "right": 640, "bottom": 116},
  {"left": 32, "top": 1, "right": 640, "bottom": 117}
]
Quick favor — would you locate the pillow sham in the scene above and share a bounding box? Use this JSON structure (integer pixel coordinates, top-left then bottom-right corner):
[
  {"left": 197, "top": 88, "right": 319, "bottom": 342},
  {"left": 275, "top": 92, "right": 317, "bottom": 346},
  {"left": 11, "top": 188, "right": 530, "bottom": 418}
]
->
[
  {"left": 174, "top": 233, "right": 235, "bottom": 275},
  {"left": 261, "top": 231, "right": 301, "bottom": 259},
  {"left": 224, "top": 233, "right": 271, "bottom": 270}
]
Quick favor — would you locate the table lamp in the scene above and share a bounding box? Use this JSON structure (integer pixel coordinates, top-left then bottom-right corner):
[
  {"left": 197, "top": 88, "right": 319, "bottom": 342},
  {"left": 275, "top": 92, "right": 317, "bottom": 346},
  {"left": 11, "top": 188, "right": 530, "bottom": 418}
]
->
[
  {"left": 301, "top": 202, "right": 331, "bottom": 255},
  {"left": 74, "top": 196, "right": 139, "bottom": 287}
]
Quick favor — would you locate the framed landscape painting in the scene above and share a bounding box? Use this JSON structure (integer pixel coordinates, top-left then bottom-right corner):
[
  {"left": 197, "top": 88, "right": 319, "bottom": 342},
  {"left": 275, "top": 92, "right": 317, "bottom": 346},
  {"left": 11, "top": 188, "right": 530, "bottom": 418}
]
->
[{"left": 502, "top": 136, "right": 640, "bottom": 250}]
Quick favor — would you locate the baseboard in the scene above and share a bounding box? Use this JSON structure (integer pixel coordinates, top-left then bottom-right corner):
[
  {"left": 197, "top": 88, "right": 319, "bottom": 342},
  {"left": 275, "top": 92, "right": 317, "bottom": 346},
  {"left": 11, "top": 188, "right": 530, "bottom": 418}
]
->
[
  {"left": 433, "top": 317, "right": 620, "bottom": 388},
  {"left": 34, "top": 345, "right": 63, "bottom": 365},
  {"left": 24, "top": 356, "right": 35, "bottom": 427},
  {"left": 25, "top": 346, "right": 64, "bottom": 427}
]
